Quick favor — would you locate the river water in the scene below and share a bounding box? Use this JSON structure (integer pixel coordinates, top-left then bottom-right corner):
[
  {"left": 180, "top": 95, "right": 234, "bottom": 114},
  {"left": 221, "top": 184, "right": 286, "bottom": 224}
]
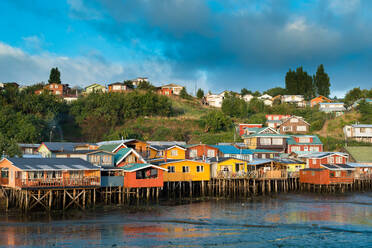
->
[{"left": 0, "top": 192, "right": 371, "bottom": 247}]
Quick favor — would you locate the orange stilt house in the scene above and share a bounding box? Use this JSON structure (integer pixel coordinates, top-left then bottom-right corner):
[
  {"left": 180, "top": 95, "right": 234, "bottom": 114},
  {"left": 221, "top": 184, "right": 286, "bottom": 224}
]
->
[
  {"left": 0, "top": 158, "right": 100, "bottom": 189},
  {"left": 186, "top": 144, "right": 219, "bottom": 160},
  {"left": 299, "top": 152, "right": 354, "bottom": 185},
  {"left": 122, "top": 163, "right": 167, "bottom": 188}
]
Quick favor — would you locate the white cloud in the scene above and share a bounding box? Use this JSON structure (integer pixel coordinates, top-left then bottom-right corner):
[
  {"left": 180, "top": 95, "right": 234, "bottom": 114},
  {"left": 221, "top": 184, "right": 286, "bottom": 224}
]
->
[
  {"left": 328, "top": 0, "right": 360, "bottom": 15},
  {"left": 67, "top": 0, "right": 102, "bottom": 20},
  {"left": 285, "top": 17, "right": 308, "bottom": 32},
  {"left": 0, "top": 41, "right": 205, "bottom": 90}
]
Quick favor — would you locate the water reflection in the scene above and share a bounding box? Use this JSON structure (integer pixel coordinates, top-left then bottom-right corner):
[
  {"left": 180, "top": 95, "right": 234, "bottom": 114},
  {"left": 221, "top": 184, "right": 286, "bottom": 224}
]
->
[{"left": 0, "top": 193, "right": 371, "bottom": 247}]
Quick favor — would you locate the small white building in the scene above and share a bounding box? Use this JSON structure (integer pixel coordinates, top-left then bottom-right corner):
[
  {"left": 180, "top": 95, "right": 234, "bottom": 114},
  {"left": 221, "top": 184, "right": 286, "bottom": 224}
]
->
[
  {"left": 206, "top": 91, "right": 229, "bottom": 108},
  {"left": 258, "top": 94, "right": 273, "bottom": 106},
  {"left": 319, "top": 102, "right": 346, "bottom": 116},
  {"left": 344, "top": 124, "right": 372, "bottom": 143},
  {"left": 242, "top": 94, "right": 254, "bottom": 102},
  {"left": 282, "top": 95, "right": 306, "bottom": 107},
  {"left": 131, "top": 77, "right": 149, "bottom": 87}
]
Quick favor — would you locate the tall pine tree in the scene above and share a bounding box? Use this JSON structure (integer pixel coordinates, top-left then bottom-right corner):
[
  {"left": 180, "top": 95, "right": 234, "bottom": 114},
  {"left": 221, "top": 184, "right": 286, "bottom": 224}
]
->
[
  {"left": 285, "top": 69, "right": 296, "bottom": 94},
  {"left": 48, "top": 67, "right": 61, "bottom": 84},
  {"left": 313, "top": 64, "right": 330, "bottom": 97},
  {"left": 285, "top": 66, "right": 314, "bottom": 99}
]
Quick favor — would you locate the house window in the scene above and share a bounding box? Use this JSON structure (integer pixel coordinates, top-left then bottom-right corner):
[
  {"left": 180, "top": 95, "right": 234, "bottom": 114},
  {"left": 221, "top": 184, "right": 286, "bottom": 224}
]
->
[
  {"left": 262, "top": 154, "right": 266, "bottom": 158},
  {"left": 261, "top": 138, "right": 271, "bottom": 145},
  {"left": 360, "top": 128, "right": 366, "bottom": 133},
  {"left": 136, "top": 168, "right": 158, "bottom": 179},
  {"left": 290, "top": 118, "right": 298, "bottom": 123},
  {"left": 330, "top": 172, "right": 335, "bottom": 177},
  {"left": 272, "top": 138, "right": 283, "bottom": 145},
  {"left": 235, "top": 163, "right": 244, "bottom": 172},
  {"left": 303, "top": 171, "right": 307, "bottom": 175},
  {"left": 113, "top": 85, "right": 121, "bottom": 90},
  {"left": 182, "top": 166, "right": 189, "bottom": 173},
  {"left": 128, "top": 155, "right": 136, "bottom": 163},
  {"left": 69, "top": 171, "right": 83, "bottom": 178},
  {"left": 171, "top": 149, "right": 178, "bottom": 156},
  {"left": 103, "top": 155, "right": 112, "bottom": 164},
  {"left": 311, "top": 171, "right": 315, "bottom": 176},
  {"left": 328, "top": 157, "right": 334, "bottom": 164},
  {"left": 283, "top": 126, "right": 292, "bottom": 132},
  {"left": 207, "top": 149, "right": 215, "bottom": 157},
  {"left": 168, "top": 166, "right": 175, "bottom": 173},
  {"left": 304, "top": 146, "right": 309, "bottom": 152},
  {"left": 310, "top": 146, "right": 319, "bottom": 152},
  {"left": 196, "top": 165, "right": 204, "bottom": 172},
  {"left": 291, "top": 146, "right": 300, "bottom": 152},
  {"left": 1, "top": 168, "right": 9, "bottom": 178},
  {"left": 335, "top": 171, "right": 341, "bottom": 177},
  {"left": 312, "top": 159, "right": 317, "bottom": 165},
  {"left": 336, "top": 157, "right": 343, "bottom": 164},
  {"left": 273, "top": 116, "right": 279, "bottom": 120},
  {"left": 189, "top": 149, "right": 197, "bottom": 158},
  {"left": 24, "top": 148, "right": 34, "bottom": 154},
  {"left": 297, "top": 126, "right": 307, "bottom": 131}
]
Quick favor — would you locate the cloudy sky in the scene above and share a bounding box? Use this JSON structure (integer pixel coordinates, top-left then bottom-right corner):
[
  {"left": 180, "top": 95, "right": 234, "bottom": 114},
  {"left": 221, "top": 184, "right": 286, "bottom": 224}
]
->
[{"left": 0, "top": 0, "right": 371, "bottom": 97}]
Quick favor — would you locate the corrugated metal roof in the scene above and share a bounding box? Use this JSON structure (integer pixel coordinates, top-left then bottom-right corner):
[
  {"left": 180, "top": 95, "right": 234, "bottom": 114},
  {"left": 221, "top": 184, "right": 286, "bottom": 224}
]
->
[
  {"left": 299, "top": 152, "right": 348, "bottom": 158},
  {"left": 42, "top": 142, "right": 96, "bottom": 152},
  {"left": 212, "top": 145, "right": 253, "bottom": 155},
  {"left": 96, "top": 139, "right": 135, "bottom": 146},
  {"left": 208, "top": 157, "right": 248, "bottom": 163},
  {"left": 7, "top": 158, "right": 99, "bottom": 171},
  {"left": 120, "top": 163, "right": 167, "bottom": 172},
  {"left": 114, "top": 148, "right": 133, "bottom": 163},
  {"left": 147, "top": 141, "right": 186, "bottom": 146},
  {"left": 287, "top": 135, "right": 323, "bottom": 145},
  {"left": 351, "top": 124, "right": 372, "bottom": 128},
  {"left": 247, "top": 159, "right": 272, "bottom": 165},
  {"left": 321, "top": 164, "right": 355, "bottom": 170},
  {"left": 18, "top": 143, "right": 40, "bottom": 148},
  {"left": 344, "top": 146, "right": 372, "bottom": 163}
]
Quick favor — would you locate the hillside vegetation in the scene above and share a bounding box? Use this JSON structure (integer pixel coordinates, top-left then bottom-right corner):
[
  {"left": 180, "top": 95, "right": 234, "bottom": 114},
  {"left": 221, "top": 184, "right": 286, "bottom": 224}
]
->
[{"left": 1, "top": 82, "right": 372, "bottom": 156}]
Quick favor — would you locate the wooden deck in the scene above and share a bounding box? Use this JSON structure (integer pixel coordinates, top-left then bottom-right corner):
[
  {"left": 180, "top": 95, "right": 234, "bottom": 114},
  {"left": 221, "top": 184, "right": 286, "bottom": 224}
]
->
[{"left": 15, "top": 177, "right": 100, "bottom": 189}]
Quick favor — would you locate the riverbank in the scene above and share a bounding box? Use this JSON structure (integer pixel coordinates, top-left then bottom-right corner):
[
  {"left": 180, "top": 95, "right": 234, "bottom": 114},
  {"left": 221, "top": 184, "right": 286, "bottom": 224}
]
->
[{"left": 0, "top": 192, "right": 371, "bottom": 247}]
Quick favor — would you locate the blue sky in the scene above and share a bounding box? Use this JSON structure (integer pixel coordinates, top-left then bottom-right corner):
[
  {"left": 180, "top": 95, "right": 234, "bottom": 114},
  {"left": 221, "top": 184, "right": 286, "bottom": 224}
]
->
[{"left": 0, "top": 0, "right": 371, "bottom": 97}]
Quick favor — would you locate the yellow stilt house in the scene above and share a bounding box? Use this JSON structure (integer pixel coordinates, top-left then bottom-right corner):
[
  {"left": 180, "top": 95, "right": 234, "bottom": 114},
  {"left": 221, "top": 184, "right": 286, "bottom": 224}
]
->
[
  {"left": 209, "top": 157, "right": 248, "bottom": 178},
  {"left": 151, "top": 159, "right": 210, "bottom": 182}
]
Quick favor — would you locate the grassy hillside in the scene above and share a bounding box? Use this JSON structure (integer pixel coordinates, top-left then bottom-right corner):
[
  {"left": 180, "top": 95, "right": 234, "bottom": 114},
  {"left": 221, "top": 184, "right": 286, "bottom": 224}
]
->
[{"left": 315, "top": 112, "right": 360, "bottom": 139}]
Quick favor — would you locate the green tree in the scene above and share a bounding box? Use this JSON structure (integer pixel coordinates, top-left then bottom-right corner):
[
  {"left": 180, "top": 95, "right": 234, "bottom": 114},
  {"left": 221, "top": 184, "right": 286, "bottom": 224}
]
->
[
  {"left": 200, "top": 110, "right": 232, "bottom": 133},
  {"left": 222, "top": 92, "right": 247, "bottom": 118},
  {"left": 137, "top": 81, "right": 156, "bottom": 91},
  {"left": 263, "top": 87, "right": 286, "bottom": 97},
  {"left": 123, "top": 80, "right": 134, "bottom": 89},
  {"left": 344, "top": 87, "right": 363, "bottom": 107},
  {"left": 0, "top": 134, "right": 22, "bottom": 157},
  {"left": 357, "top": 99, "right": 372, "bottom": 123},
  {"left": 252, "top": 91, "right": 261, "bottom": 97},
  {"left": 196, "top": 88, "right": 204, "bottom": 99},
  {"left": 240, "top": 88, "right": 252, "bottom": 96},
  {"left": 285, "top": 69, "right": 296, "bottom": 94},
  {"left": 180, "top": 87, "right": 191, "bottom": 99},
  {"left": 313, "top": 64, "right": 330, "bottom": 97},
  {"left": 48, "top": 67, "right": 61, "bottom": 84},
  {"left": 285, "top": 66, "right": 314, "bottom": 99}
]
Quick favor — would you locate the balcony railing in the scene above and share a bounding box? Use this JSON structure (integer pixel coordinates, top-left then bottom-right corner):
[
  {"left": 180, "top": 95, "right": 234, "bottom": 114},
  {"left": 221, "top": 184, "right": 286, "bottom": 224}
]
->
[
  {"left": 216, "top": 169, "right": 288, "bottom": 179},
  {"left": 15, "top": 177, "right": 100, "bottom": 188},
  {"left": 354, "top": 174, "right": 372, "bottom": 180}
]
